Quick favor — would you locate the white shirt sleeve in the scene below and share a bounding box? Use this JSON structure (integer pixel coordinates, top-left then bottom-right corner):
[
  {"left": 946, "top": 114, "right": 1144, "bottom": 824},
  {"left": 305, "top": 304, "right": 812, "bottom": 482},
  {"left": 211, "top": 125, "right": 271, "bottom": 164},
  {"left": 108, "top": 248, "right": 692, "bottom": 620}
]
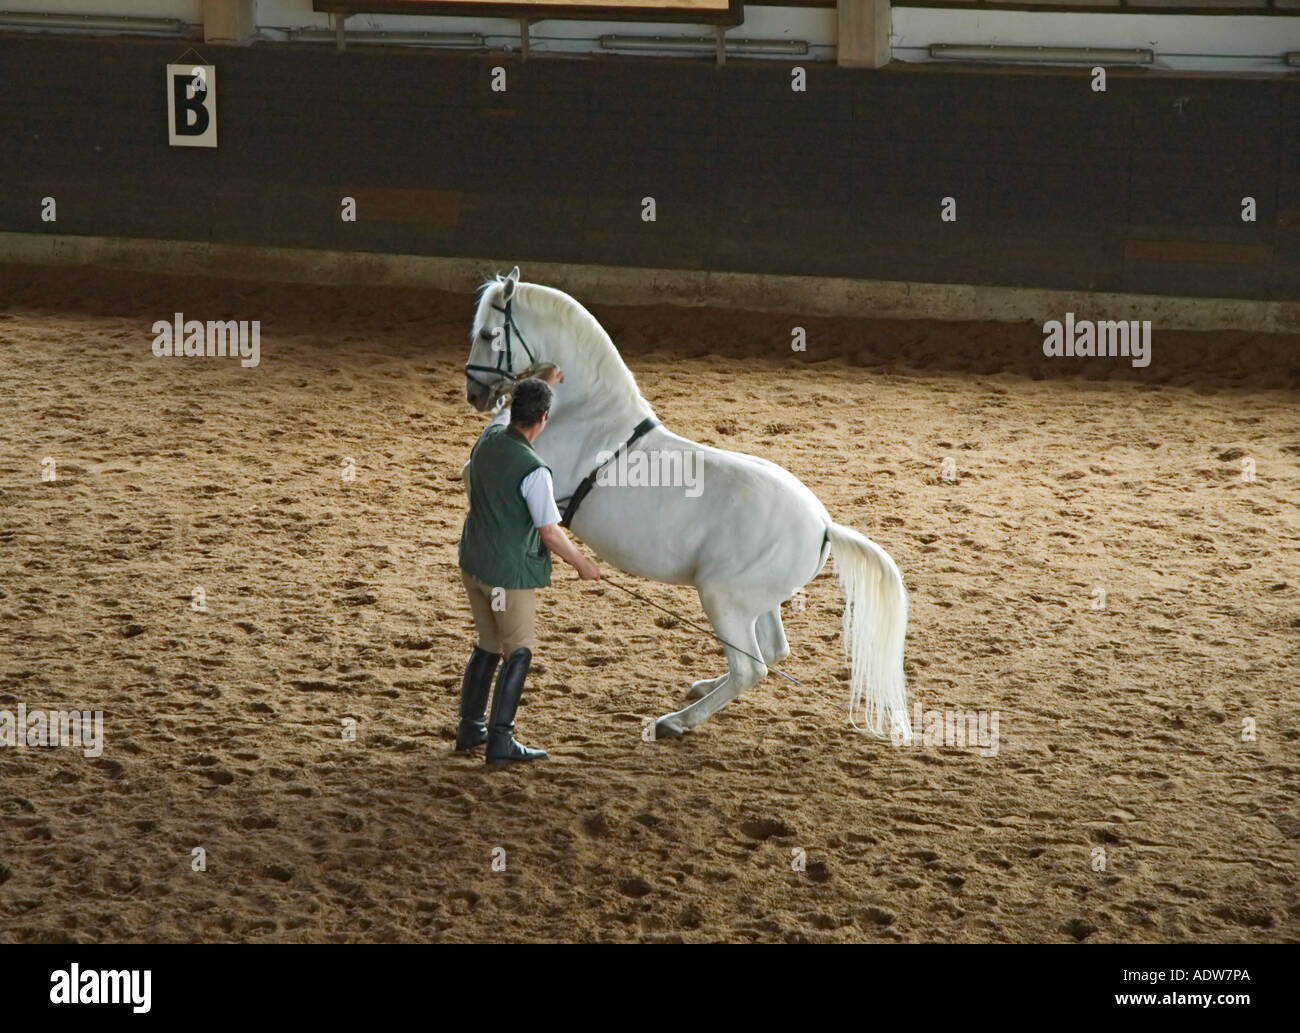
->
[
  {"left": 520, "top": 467, "right": 562, "bottom": 529},
  {"left": 473, "top": 407, "right": 512, "bottom": 450}
]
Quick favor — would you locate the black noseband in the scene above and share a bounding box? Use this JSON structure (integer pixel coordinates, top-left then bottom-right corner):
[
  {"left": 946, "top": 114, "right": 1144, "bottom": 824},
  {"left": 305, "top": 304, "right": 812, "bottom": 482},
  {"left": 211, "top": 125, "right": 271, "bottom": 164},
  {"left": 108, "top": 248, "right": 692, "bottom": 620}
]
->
[{"left": 464, "top": 296, "right": 536, "bottom": 391}]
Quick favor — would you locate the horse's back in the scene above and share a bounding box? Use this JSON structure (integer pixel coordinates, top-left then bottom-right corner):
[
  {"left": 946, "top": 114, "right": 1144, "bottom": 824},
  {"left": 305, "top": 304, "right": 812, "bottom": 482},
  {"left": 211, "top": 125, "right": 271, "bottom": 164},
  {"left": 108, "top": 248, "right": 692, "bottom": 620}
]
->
[
  {"left": 575, "top": 429, "right": 831, "bottom": 596},
  {"left": 665, "top": 430, "right": 830, "bottom": 524}
]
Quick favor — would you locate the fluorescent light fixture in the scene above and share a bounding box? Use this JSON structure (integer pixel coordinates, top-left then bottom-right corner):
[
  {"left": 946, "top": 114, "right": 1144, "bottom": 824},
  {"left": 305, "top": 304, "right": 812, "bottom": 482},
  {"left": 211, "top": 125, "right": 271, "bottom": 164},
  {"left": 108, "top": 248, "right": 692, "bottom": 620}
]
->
[
  {"left": 600, "top": 34, "right": 807, "bottom": 56},
  {"left": 0, "top": 11, "right": 190, "bottom": 35},
  {"left": 930, "top": 44, "right": 1153, "bottom": 66},
  {"left": 284, "top": 28, "right": 484, "bottom": 48}
]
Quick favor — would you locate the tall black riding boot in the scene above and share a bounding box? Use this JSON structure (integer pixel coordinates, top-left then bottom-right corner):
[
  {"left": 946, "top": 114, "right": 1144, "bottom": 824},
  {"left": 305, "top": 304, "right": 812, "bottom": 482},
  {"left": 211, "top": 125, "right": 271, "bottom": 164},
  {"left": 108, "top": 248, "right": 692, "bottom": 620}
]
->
[
  {"left": 485, "top": 647, "right": 548, "bottom": 766},
  {"left": 456, "top": 646, "right": 499, "bottom": 750}
]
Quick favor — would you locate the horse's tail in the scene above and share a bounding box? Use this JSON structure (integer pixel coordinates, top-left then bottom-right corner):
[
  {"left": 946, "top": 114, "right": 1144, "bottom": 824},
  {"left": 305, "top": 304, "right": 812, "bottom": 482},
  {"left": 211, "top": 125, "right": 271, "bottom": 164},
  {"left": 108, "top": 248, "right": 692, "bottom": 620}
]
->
[{"left": 826, "top": 523, "right": 912, "bottom": 744}]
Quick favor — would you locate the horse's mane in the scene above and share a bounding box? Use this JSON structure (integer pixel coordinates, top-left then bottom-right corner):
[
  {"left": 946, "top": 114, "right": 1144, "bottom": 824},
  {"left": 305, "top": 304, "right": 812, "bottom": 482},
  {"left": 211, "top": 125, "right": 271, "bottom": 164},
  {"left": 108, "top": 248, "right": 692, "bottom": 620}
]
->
[{"left": 474, "top": 278, "right": 649, "bottom": 412}]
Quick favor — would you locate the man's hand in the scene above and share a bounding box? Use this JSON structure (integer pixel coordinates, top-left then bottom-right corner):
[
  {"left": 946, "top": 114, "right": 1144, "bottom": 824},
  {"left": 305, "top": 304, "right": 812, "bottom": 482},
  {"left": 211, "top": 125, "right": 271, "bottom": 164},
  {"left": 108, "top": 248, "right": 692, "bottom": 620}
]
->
[{"left": 539, "top": 523, "right": 600, "bottom": 581}]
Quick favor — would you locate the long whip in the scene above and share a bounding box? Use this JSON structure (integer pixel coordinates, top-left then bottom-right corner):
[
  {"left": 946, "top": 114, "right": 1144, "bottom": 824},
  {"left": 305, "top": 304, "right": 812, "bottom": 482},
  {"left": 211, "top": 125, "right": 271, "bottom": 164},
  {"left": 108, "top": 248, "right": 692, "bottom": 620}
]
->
[{"left": 601, "top": 575, "right": 804, "bottom": 687}]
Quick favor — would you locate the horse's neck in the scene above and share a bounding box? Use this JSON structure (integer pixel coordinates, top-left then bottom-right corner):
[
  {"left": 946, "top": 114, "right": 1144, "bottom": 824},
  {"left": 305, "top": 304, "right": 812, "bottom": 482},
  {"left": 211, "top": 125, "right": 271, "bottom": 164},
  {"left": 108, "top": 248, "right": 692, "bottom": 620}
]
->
[{"left": 533, "top": 324, "right": 654, "bottom": 495}]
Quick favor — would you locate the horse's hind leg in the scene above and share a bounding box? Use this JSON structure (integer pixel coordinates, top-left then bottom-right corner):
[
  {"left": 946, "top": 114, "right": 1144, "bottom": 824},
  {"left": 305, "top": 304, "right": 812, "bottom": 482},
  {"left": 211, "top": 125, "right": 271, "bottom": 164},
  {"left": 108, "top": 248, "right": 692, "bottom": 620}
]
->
[
  {"left": 685, "top": 608, "right": 786, "bottom": 701},
  {"left": 756, "top": 608, "right": 790, "bottom": 666},
  {"left": 685, "top": 672, "right": 727, "bottom": 701},
  {"left": 656, "top": 594, "right": 766, "bottom": 739}
]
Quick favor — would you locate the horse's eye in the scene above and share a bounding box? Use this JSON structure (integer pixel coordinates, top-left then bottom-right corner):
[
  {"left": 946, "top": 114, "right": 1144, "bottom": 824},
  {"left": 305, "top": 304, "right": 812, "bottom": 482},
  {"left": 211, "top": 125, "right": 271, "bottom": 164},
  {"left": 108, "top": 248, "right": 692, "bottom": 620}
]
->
[{"left": 479, "top": 327, "right": 495, "bottom": 341}]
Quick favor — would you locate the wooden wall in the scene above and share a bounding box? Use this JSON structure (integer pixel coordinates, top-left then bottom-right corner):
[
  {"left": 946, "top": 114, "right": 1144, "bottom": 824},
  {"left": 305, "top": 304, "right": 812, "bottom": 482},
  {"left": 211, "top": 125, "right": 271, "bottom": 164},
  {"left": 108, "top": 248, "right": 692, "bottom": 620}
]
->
[{"left": 1, "top": 34, "right": 1296, "bottom": 301}]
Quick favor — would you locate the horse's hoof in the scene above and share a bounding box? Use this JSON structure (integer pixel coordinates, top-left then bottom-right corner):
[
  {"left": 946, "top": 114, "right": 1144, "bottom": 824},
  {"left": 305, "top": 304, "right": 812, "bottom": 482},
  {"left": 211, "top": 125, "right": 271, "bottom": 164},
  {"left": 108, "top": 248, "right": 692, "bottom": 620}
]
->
[{"left": 654, "top": 714, "right": 687, "bottom": 739}]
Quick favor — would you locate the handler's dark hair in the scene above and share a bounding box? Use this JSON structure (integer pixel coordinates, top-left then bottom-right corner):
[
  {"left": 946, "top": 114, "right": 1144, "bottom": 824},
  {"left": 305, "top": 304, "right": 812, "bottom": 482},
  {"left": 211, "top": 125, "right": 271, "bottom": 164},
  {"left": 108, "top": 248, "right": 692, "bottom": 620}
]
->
[{"left": 510, "top": 378, "right": 553, "bottom": 430}]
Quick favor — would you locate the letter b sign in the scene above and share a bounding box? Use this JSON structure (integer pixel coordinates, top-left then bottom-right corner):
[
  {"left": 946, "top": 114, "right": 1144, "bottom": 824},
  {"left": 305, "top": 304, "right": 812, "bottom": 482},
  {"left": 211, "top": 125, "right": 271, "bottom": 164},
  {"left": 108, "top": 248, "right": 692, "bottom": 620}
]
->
[{"left": 167, "top": 64, "right": 217, "bottom": 148}]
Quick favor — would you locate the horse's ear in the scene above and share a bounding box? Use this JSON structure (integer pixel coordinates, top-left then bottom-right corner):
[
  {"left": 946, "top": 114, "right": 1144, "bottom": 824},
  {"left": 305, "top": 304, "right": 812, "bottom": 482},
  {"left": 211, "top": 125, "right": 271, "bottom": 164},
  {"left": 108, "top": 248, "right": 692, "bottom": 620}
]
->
[{"left": 502, "top": 266, "right": 520, "bottom": 300}]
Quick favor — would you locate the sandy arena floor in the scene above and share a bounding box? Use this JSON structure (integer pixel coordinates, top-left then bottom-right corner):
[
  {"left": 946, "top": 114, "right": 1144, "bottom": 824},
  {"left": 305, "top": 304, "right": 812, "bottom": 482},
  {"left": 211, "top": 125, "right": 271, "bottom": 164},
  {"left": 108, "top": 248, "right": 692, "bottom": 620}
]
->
[{"left": 0, "top": 265, "right": 1297, "bottom": 943}]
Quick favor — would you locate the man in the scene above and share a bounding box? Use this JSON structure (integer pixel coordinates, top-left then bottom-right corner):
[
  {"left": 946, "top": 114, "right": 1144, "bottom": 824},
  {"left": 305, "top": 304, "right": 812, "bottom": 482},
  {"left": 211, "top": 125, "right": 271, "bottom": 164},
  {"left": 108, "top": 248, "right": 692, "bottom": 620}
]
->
[
  {"left": 460, "top": 363, "right": 563, "bottom": 490},
  {"left": 457, "top": 376, "right": 600, "bottom": 766}
]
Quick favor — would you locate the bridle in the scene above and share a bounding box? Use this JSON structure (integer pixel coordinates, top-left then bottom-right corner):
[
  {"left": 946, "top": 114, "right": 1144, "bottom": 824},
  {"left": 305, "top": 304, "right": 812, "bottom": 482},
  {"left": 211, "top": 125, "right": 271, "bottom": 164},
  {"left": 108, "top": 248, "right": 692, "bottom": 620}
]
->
[{"left": 464, "top": 295, "right": 536, "bottom": 394}]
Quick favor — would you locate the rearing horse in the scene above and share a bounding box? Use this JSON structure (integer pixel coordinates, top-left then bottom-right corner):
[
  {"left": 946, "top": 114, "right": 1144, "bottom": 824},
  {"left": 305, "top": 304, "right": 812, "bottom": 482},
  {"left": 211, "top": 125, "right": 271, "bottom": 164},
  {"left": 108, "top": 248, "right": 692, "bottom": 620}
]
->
[{"left": 463, "top": 267, "right": 912, "bottom": 743}]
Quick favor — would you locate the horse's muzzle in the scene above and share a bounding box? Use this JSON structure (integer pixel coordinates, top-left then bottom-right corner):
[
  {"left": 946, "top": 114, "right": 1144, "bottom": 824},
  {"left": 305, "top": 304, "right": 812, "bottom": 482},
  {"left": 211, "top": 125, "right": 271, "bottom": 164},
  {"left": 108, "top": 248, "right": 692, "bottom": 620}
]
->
[{"left": 465, "top": 377, "right": 494, "bottom": 412}]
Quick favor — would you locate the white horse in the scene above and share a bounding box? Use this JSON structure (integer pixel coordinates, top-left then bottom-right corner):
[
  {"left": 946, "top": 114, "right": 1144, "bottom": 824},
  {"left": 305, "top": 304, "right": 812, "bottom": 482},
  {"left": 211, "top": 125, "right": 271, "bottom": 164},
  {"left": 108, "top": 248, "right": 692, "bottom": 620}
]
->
[{"left": 463, "top": 267, "right": 912, "bottom": 743}]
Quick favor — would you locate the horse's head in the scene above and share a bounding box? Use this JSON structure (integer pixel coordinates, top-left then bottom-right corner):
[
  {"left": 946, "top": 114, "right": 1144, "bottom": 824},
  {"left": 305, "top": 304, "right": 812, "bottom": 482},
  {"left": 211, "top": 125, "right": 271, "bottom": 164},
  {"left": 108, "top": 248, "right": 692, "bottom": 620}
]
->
[
  {"left": 464, "top": 266, "right": 529, "bottom": 412},
  {"left": 464, "top": 267, "right": 653, "bottom": 431}
]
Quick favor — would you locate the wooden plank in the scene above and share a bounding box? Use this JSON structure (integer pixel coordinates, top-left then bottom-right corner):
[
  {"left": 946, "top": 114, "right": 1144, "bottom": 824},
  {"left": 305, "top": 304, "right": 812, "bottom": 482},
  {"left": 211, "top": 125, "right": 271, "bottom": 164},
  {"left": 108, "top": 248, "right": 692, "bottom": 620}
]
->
[
  {"left": 351, "top": 188, "right": 463, "bottom": 226},
  {"left": 1131, "top": 80, "right": 1281, "bottom": 159},
  {"left": 983, "top": 160, "right": 1129, "bottom": 226},
  {"left": 0, "top": 178, "right": 106, "bottom": 236},
  {"left": 1126, "top": 240, "right": 1272, "bottom": 266},
  {"left": 1130, "top": 157, "right": 1276, "bottom": 229},
  {"left": 210, "top": 181, "right": 342, "bottom": 250},
  {"left": 1123, "top": 237, "right": 1272, "bottom": 299}
]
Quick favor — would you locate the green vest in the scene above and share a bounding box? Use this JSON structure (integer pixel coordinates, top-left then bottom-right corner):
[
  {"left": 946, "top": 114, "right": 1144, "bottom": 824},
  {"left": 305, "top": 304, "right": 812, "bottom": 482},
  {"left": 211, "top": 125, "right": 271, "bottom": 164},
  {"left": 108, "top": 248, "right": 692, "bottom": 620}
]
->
[{"left": 459, "top": 424, "right": 553, "bottom": 590}]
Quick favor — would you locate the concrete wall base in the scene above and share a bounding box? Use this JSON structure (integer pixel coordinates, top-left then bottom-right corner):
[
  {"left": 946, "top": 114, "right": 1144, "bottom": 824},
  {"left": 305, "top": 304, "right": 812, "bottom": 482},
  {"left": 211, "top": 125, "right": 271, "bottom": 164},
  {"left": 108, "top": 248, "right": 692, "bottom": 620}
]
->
[{"left": 4, "top": 231, "right": 1298, "bottom": 336}]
